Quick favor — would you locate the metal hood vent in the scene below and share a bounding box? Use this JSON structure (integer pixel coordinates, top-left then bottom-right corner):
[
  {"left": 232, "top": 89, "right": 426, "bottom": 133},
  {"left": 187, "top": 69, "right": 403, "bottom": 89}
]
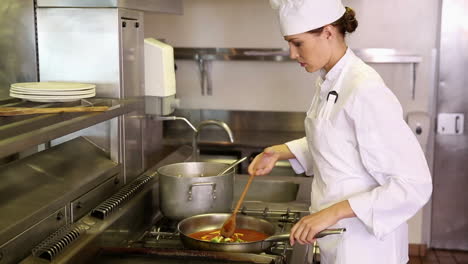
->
[
  {"left": 91, "top": 174, "right": 154, "bottom": 219},
  {"left": 32, "top": 224, "right": 86, "bottom": 261}
]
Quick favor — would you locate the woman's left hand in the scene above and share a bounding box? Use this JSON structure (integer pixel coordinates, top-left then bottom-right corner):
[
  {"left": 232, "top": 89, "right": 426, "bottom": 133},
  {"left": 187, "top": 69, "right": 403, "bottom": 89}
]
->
[{"left": 290, "top": 200, "right": 355, "bottom": 245}]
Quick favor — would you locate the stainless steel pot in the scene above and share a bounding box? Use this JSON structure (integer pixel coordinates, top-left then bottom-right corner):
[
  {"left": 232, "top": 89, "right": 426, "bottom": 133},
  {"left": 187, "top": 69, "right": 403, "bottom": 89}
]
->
[
  {"left": 177, "top": 213, "right": 346, "bottom": 253},
  {"left": 158, "top": 162, "right": 234, "bottom": 220}
]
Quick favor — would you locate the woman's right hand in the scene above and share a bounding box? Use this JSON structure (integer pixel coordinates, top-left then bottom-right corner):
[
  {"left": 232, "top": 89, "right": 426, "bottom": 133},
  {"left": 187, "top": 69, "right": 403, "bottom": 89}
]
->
[
  {"left": 248, "top": 144, "right": 296, "bottom": 176},
  {"left": 248, "top": 147, "right": 281, "bottom": 176}
]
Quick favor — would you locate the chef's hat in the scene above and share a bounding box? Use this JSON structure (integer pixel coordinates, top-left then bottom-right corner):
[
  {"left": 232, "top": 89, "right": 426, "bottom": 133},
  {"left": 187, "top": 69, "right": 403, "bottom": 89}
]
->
[{"left": 270, "top": 0, "right": 346, "bottom": 36}]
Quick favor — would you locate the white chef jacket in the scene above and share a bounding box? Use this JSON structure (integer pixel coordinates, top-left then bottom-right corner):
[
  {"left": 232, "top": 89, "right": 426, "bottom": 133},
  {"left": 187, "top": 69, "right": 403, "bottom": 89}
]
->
[{"left": 285, "top": 49, "right": 432, "bottom": 264}]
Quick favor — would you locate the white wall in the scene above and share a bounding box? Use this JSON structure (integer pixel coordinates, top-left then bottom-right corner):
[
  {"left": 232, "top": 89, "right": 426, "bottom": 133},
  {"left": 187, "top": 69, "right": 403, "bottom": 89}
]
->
[{"left": 145, "top": 0, "right": 440, "bottom": 245}]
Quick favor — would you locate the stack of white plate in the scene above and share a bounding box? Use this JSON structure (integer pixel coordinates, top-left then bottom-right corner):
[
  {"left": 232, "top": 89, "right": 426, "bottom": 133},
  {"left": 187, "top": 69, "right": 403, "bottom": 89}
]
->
[{"left": 10, "top": 82, "right": 96, "bottom": 102}]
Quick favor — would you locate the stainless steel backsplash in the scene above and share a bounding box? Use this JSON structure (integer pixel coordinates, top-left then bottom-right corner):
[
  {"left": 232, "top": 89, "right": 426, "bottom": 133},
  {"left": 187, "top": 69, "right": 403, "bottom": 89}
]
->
[{"left": 165, "top": 109, "right": 306, "bottom": 133}]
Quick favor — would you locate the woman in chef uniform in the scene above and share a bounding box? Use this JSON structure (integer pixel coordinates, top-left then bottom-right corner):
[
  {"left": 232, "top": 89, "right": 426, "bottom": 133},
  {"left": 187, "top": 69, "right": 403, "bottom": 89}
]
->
[{"left": 248, "top": 0, "right": 433, "bottom": 263}]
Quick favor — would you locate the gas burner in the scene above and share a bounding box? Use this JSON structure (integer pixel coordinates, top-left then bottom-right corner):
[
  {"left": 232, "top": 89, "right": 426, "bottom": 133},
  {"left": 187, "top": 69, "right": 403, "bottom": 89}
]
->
[{"left": 151, "top": 216, "right": 179, "bottom": 233}]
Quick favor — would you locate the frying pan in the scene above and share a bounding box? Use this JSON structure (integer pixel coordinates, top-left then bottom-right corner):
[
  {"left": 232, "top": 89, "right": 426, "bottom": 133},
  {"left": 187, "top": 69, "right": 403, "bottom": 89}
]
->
[{"left": 177, "top": 213, "right": 346, "bottom": 253}]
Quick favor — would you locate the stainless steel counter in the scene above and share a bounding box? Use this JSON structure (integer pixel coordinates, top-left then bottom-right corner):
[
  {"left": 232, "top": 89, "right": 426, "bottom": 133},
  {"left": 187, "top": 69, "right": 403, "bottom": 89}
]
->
[{"left": 235, "top": 174, "right": 312, "bottom": 212}]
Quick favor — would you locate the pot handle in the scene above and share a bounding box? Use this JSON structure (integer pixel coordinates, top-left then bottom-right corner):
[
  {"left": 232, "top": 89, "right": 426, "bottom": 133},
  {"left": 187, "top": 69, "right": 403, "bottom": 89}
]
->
[
  {"left": 188, "top": 182, "right": 217, "bottom": 201},
  {"left": 264, "top": 228, "right": 346, "bottom": 242}
]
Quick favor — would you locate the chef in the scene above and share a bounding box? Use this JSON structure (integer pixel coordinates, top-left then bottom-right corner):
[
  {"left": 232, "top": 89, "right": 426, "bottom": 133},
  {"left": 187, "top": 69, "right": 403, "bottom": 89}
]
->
[{"left": 247, "top": 0, "right": 433, "bottom": 263}]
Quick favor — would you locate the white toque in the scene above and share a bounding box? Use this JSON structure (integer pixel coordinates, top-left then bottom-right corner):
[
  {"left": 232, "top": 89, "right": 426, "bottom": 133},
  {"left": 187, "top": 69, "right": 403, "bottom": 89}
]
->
[{"left": 270, "top": 0, "right": 346, "bottom": 36}]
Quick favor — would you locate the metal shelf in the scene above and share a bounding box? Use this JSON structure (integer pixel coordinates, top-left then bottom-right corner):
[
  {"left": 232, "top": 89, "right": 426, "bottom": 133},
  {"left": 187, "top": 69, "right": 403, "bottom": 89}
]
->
[
  {"left": 0, "top": 97, "right": 141, "bottom": 159},
  {"left": 174, "top": 47, "right": 422, "bottom": 100},
  {"left": 174, "top": 47, "right": 422, "bottom": 64}
]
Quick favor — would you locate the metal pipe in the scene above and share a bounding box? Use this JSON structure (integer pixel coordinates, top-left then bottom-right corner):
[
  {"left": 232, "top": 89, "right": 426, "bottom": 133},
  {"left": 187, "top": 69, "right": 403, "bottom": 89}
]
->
[
  {"left": 157, "top": 116, "right": 197, "bottom": 132},
  {"left": 192, "top": 120, "right": 234, "bottom": 161}
]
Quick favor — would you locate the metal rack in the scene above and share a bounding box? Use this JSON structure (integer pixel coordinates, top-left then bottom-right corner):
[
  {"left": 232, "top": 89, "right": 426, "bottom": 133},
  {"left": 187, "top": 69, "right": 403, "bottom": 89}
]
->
[
  {"left": 175, "top": 47, "right": 421, "bottom": 63},
  {"left": 0, "top": 97, "right": 142, "bottom": 264},
  {"left": 0, "top": 98, "right": 141, "bottom": 160},
  {"left": 174, "top": 47, "right": 422, "bottom": 99}
]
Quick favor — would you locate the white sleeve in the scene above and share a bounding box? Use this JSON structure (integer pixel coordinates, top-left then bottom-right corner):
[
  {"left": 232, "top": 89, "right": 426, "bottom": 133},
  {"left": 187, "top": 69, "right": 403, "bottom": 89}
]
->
[
  {"left": 285, "top": 137, "right": 314, "bottom": 176},
  {"left": 347, "top": 84, "right": 433, "bottom": 240}
]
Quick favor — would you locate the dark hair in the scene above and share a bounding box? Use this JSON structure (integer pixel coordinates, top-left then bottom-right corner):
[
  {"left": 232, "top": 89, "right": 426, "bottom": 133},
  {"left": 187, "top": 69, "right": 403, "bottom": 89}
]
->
[{"left": 308, "top": 7, "right": 358, "bottom": 36}]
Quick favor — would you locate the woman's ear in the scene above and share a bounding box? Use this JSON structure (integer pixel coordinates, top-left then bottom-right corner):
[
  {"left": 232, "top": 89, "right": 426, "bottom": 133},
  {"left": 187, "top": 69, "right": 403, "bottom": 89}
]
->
[{"left": 322, "top": 25, "right": 334, "bottom": 40}]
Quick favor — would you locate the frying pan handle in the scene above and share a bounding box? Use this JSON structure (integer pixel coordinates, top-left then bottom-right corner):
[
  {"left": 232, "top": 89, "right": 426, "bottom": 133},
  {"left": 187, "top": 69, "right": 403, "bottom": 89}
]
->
[
  {"left": 264, "top": 228, "right": 346, "bottom": 242},
  {"left": 314, "top": 228, "right": 346, "bottom": 238},
  {"left": 264, "top": 233, "right": 290, "bottom": 242}
]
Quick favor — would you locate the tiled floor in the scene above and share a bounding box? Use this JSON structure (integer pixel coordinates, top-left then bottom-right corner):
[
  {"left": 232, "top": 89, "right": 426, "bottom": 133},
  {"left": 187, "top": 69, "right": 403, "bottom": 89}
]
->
[{"left": 409, "top": 249, "right": 468, "bottom": 264}]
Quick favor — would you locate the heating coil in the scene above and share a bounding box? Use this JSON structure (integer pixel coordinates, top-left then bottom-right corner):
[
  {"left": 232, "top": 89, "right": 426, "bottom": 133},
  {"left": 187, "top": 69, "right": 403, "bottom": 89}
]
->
[
  {"left": 32, "top": 224, "right": 85, "bottom": 261},
  {"left": 91, "top": 175, "right": 153, "bottom": 219}
]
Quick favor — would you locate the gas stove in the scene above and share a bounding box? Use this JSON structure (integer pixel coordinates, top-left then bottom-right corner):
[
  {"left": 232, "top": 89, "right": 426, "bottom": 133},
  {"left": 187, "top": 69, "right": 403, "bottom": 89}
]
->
[
  {"left": 19, "top": 173, "right": 315, "bottom": 264},
  {"left": 96, "top": 207, "right": 310, "bottom": 264}
]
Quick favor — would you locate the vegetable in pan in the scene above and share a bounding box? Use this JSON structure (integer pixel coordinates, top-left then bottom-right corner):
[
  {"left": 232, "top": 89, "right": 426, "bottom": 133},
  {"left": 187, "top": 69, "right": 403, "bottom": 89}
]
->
[{"left": 189, "top": 228, "right": 269, "bottom": 243}]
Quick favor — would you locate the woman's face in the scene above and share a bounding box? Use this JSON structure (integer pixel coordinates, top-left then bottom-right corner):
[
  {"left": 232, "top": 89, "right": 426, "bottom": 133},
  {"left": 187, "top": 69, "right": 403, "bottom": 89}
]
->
[{"left": 284, "top": 30, "right": 332, "bottom": 73}]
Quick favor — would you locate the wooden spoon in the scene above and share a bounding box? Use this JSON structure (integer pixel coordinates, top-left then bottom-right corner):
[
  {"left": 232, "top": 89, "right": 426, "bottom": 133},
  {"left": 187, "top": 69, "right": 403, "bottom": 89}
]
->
[
  {"left": 220, "top": 173, "right": 255, "bottom": 238},
  {"left": 0, "top": 106, "right": 109, "bottom": 116}
]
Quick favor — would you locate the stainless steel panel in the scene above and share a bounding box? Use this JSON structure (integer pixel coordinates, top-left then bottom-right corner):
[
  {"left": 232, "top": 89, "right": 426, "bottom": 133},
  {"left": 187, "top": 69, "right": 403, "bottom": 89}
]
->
[
  {"left": 37, "top": 7, "right": 122, "bottom": 162},
  {"left": 0, "top": 137, "right": 119, "bottom": 246},
  {"left": 37, "top": 8, "right": 121, "bottom": 98},
  {"left": 120, "top": 15, "right": 143, "bottom": 99},
  {"left": 432, "top": 0, "right": 468, "bottom": 250},
  {"left": 37, "top": 8, "right": 147, "bottom": 179},
  {"left": 165, "top": 109, "right": 306, "bottom": 133},
  {"left": 0, "top": 207, "right": 67, "bottom": 264},
  {"left": 71, "top": 175, "right": 120, "bottom": 222},
  {"left": 51, "top": 119, "right": 113, "bottom": 154},
  {"left": 37, "top": 0, "right": 183, "bottom": 14},
  {"left": 234, "top": 179, "right": 299, "bottom": 203},
  {"left": 143, "top": 117, "right": 164, "bottom": 169},
  {"left": 119, "top": 9, "right": 145, "bottom": 182},
  {"left": 0, "top": 0, "right": 38, "bottom": 98}
]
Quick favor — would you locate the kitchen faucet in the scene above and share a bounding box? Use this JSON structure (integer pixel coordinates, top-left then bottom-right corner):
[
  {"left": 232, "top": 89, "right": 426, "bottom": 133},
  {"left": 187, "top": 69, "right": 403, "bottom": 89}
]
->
[
  {"left": 157, "top": 116, "right": 234, "bottom": 161},
  {"left": 192, "top": 120, "right": 234, "bottom": 161},
  {"left": 157, "top": 116, "right": 198, "bottom": 132}
]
